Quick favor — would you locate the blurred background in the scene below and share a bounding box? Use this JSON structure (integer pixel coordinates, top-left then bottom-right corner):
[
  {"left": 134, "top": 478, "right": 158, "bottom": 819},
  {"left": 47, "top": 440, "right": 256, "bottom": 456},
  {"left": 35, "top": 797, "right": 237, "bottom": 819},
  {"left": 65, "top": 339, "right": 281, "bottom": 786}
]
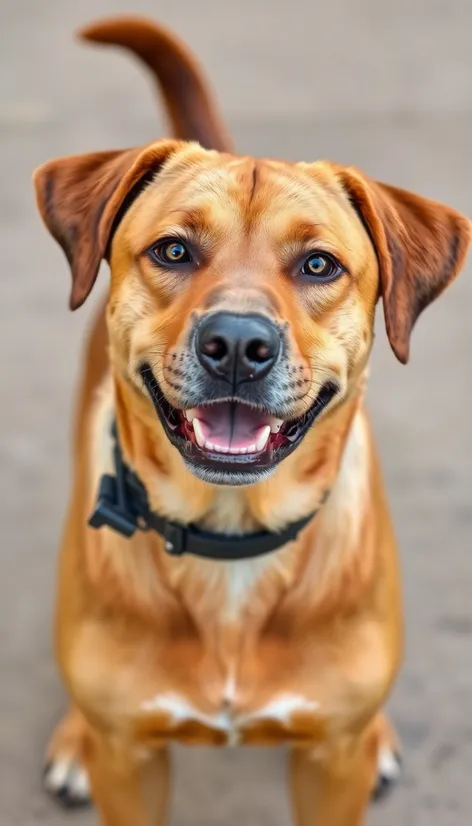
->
[{"left": 1, "top": 0, "right": 471, "bottom": 824}]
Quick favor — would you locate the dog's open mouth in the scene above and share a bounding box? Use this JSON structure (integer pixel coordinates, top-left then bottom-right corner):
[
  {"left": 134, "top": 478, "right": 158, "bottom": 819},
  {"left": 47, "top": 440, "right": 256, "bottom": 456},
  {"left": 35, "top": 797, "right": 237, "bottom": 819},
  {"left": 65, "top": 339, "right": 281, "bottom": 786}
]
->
[
  {"left": 140, "top": 365, "right": 338, "bottom": 480},
  {"left": 180, "top": 403, "right": 288, "bottom": 454}
]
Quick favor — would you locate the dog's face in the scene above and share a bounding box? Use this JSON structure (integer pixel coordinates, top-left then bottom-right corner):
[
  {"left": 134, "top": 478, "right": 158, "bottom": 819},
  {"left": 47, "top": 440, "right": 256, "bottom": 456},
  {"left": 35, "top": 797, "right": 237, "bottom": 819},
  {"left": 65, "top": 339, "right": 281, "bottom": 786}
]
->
[
  {"left": 34, "top": 140, "right": 470, "bottom": 485},
  {"left": 108, "top": 146, "right": 377, "bottom": 483}
]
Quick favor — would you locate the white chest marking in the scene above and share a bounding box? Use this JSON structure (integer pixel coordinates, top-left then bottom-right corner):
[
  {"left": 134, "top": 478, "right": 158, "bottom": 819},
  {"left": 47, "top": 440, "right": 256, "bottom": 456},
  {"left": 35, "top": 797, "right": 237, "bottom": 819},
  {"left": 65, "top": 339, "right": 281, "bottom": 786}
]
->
[
  {"left": 140, "top": 692, "right": 319, "bottom": 746},
  {"left": 223, "top": 556, "right": 275, "bottom": 616}
]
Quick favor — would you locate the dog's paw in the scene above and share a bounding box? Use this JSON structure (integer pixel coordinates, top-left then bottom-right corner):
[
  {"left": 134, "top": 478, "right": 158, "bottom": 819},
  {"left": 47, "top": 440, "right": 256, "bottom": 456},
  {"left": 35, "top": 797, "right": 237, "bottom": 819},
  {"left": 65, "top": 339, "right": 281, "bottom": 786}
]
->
[
  {"left": 43, "top": 753, "right": 91, "bottom": 808},
  {"left": 372, "top": 745, "right": 402, "bottom": 801},
  {"left": 44, "top": 707, "right": 92, "bottom": 808}
]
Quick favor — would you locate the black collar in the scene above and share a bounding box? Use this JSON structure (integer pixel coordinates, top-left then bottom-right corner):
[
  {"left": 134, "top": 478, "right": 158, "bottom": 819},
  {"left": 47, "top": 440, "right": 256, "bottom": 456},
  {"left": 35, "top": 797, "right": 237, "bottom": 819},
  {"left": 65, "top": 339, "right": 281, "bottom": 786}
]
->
[{"left": 88, "top": 423, "right": 317, "bottom": 561}]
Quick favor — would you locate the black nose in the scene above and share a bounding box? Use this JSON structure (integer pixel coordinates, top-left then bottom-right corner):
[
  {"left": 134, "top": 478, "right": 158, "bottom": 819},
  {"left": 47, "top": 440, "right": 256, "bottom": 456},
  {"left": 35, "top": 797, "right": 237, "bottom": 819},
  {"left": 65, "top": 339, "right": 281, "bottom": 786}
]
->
[{"left": 196, "top": 312, "right": 281, "bottom": 385}]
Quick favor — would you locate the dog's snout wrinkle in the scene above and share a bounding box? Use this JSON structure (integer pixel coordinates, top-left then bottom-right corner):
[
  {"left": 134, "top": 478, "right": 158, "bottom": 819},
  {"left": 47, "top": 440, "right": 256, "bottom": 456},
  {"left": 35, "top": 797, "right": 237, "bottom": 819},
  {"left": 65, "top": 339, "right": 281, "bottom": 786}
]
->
[
  {"left": 201, "top": 286, "right": 282, "bottom": 317},
  {"left": 196, "top": 312, "right": 280, "bottom": 388}
]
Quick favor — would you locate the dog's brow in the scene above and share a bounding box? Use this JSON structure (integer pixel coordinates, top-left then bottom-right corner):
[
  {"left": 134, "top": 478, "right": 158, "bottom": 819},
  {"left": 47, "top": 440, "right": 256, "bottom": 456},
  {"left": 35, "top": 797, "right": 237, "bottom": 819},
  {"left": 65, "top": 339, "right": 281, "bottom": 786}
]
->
[
  {"left": 152, "top": 207, "right": 221, "bottom": 250},
  {"left": 283, "top": 220, "right": 326, "bottom": 243},
  {"left": 162, "top": 207, "right": 210, "bottom": 234},
  {"left": 274, "top": 220, "right": 329, "bottom": 259}
]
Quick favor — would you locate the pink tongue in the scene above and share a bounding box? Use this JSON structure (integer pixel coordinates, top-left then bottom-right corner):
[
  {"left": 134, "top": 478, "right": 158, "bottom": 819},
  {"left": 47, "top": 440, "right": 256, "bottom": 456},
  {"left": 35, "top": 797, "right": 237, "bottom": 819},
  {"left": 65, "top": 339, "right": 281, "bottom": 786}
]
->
[{"left": 195, "top": 403, "right": 267, "bottom": 450}]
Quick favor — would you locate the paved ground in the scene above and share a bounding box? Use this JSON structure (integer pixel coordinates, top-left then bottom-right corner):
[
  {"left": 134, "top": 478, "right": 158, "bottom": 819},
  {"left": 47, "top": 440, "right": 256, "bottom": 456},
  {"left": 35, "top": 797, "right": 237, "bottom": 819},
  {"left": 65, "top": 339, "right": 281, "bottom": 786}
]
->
[{"left": 1, "top": 1, "right": 471, "bottom": 824}]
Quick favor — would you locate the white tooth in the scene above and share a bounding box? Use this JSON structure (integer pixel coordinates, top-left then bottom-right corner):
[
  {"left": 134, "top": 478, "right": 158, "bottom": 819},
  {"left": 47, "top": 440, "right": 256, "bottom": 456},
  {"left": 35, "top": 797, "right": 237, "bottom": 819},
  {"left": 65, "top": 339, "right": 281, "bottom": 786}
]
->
[
  {"left": 239, "top": 447, "right": 248, "bottom": 454},
  {"left": 215, "top": 445, "right": 229, "bottom": 453},
  {"left": 205, "top": 441, "right": 215, "bottom": 451},
  {"left": 193, "top": 418, "right": 206, "bottom": 448},
  {"left": 246, "top": 444, "right": 257, "bottom": 454},
  {"left": 228, "top": 447, "right": 239, "bottom": 455},
  {"left": 256, "top": 425, "right": 271, "bottom": 452},
  {"left": 269, "top": 417, "right": 283, "bottom": 434},
  {"left": 185, "top": 409, "right": 197, "bottom": 423}
]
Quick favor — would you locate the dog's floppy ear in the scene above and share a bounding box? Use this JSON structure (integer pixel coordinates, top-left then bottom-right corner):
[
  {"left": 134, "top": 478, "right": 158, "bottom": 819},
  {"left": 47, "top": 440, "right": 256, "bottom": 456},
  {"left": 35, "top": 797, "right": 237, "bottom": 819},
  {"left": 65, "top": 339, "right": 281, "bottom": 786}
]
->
[
  {"left": 335, "top": 166, "right": 471, "bottom": 363},
  {"left": 33, "top": 139, "right": 181, "bottom": 310}
]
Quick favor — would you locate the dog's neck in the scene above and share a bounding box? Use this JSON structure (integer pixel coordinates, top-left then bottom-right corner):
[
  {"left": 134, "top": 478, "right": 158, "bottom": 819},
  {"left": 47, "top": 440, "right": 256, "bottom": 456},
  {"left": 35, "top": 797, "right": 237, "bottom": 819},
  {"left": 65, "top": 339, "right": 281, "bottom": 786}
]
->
[{"left": 88, "top": 370, "right": 373, "bottom": 626}]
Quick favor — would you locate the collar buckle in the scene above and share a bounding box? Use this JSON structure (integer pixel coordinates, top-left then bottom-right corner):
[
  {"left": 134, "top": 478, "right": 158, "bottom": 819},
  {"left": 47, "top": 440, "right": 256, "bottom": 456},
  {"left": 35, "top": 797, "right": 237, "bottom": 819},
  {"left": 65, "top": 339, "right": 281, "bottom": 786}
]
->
[{"left": 88, "top": 474, "right": 139, "bottom": 538}]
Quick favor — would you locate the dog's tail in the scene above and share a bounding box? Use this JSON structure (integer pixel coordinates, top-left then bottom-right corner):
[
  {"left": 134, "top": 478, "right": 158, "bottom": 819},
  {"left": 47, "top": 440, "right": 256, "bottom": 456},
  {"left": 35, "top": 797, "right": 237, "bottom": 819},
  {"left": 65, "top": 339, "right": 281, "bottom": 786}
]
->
[{"left": 79, "top": 16, "right": 233, "bottom": 152}]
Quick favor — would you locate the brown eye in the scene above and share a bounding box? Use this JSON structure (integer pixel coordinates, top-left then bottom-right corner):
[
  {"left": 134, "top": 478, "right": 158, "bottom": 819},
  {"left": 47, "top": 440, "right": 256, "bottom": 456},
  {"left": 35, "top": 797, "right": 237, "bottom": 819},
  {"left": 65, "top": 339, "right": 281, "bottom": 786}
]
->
[
  {"left": 149, "top": 239, "right": 192, "bottom": 266},
  {"left": 301, "top": 253, "right": 343, "bottom": 281}
]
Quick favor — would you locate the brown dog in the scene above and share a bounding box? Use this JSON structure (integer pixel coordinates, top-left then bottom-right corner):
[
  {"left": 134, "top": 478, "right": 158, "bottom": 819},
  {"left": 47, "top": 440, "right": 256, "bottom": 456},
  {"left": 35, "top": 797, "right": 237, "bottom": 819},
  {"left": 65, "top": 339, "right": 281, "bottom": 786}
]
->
[{"left": 33, "top": 15, "right": 471, "bottom": 826}]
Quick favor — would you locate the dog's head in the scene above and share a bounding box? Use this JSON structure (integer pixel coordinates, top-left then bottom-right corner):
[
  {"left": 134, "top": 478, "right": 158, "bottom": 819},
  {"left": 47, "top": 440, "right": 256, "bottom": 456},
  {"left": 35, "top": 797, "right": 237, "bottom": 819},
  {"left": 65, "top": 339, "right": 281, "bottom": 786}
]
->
[{"left": 34, "top": 140, "right": 470, "bottom": 485}]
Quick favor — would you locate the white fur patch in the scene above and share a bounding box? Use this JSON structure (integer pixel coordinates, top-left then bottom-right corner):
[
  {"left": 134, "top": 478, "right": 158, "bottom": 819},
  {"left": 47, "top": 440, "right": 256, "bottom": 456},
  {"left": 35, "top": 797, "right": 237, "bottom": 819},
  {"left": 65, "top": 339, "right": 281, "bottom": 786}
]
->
[
  {"left": 140, "top": 691, "right": 319, "bottom": 746},
  {"left": 223, "top": 673, "right": 237, "bottom": 703},
  {"left": 44, "top": 755, "right": 91, "bottom": 802},
  {"left": 255, "top": 694, "right": 319, "bottom": 721},
  {"left": 377, "top": 746, "right": 401, "bottom": 782},
  {"left": 90, "top": 374, "right": 115, "bottom": 495},
  {"left": 141, "top": 692, "right": 240, "bottom": 745},
  {"left": 223, "top": 556, "right": 275, "bottom": 615}
]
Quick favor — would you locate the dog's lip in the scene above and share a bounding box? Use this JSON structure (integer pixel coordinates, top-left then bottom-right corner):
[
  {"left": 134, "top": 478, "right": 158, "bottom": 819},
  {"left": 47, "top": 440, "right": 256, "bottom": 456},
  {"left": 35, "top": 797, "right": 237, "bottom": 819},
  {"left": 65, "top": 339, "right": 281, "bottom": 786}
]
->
[{"left": 139, "top": 364, "right": 338, "bottom": 474}]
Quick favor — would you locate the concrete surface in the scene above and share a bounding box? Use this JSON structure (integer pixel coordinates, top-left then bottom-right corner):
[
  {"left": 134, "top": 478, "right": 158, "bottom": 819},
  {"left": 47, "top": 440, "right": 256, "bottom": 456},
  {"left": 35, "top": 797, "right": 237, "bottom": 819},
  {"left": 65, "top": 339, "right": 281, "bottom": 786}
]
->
[{"left": 1, "top": 0, "right": 471, "bottom": 824}]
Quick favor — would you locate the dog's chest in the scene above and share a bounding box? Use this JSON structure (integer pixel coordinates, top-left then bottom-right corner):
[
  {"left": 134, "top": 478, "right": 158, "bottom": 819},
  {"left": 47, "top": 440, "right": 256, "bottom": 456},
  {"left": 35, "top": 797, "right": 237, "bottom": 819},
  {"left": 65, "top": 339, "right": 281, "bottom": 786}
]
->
[
  {"left": 131, "top": 577, "right": 321, "bottom": 747},
  {"left": 87, "top": 388, "right": 373, "bottom": 749}
]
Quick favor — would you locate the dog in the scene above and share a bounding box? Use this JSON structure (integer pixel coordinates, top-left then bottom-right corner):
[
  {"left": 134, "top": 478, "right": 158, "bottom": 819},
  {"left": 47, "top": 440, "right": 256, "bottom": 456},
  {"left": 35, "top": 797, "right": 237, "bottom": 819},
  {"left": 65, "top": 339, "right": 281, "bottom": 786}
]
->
[{"left": 33, "top": 15, "right": 471, "bottom": 826}]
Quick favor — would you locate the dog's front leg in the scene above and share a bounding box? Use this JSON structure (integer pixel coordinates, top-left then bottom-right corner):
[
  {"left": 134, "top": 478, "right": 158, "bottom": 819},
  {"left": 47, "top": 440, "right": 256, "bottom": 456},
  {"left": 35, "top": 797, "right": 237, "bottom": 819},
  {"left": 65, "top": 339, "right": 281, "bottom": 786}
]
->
[
  {"left": 290, "top": 718, "right": 380, "bottom": 826},
  {"left": 86, "top": 734, "right": 170, "bottom": 826}
]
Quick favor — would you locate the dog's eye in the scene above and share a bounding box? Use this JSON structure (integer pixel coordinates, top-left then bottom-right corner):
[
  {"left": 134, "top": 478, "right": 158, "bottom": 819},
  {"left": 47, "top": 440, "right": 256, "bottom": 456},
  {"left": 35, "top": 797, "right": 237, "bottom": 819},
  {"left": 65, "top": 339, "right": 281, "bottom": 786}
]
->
[
  {"left": 149, "top": 239, "right": 192, "bottom": 266},
  {"left": 301, "top": 253, "right": 343, "bottom": 281}
]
